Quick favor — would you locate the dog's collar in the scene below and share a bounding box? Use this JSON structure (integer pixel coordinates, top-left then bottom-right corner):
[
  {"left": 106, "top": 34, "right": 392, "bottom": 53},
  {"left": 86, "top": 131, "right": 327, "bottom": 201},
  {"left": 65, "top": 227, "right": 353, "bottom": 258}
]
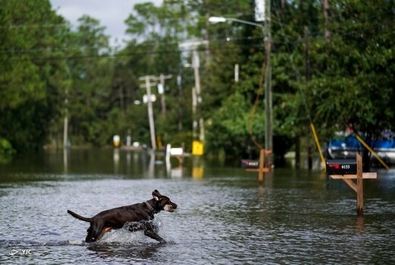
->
[{"left": 145, "top": 201, "right": 155, "bottom": 212}]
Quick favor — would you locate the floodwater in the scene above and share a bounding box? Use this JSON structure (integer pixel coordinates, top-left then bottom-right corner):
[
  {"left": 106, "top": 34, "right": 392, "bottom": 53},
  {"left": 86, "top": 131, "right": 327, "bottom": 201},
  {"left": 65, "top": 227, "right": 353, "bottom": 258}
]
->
[{"left": 0, "top": 149, "right": 394, "bottom": 264}]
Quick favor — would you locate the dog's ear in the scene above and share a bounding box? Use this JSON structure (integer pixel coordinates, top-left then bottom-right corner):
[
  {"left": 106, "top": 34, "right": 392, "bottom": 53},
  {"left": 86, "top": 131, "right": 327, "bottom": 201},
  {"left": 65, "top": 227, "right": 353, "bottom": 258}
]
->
[{"left": 152, "top": 189, "right": 161, "bottom": 200}]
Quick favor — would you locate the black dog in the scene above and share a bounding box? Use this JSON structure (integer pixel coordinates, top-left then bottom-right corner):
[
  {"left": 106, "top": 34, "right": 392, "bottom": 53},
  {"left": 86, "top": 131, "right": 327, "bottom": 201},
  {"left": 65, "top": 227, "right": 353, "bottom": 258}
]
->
[{"left": 67, "top": 190, "right": 177, "bottom": 243}]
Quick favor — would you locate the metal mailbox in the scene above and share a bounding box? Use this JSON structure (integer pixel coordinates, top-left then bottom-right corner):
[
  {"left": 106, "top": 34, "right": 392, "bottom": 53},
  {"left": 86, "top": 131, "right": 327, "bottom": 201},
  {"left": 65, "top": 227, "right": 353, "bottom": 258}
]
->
[{"left": 326, "top": 159, "right": 357, "bottom": 175}]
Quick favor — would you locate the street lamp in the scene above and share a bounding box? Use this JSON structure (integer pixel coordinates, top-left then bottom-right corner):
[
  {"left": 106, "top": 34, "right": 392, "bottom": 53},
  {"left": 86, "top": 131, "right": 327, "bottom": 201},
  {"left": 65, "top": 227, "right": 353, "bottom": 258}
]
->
[
  {"left": 208, "top": 16, "right": 227, "bottom": 24},
  {"left": 208, "top": 15, "right": 273, "bottom": 163},
  {"left": 208, "top": 16, "right": 264, "bottom": 30}
]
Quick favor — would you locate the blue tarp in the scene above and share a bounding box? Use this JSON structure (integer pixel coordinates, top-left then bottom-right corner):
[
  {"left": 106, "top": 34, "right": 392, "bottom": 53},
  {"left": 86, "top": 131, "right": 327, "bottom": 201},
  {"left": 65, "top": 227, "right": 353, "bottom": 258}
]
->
[{"left": 328, "top": 135, "right": 395, "bottom": 149}]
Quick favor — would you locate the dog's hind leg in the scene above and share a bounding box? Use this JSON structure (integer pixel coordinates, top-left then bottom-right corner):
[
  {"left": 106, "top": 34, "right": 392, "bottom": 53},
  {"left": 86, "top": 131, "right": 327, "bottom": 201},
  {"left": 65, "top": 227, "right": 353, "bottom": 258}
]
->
[{"left": 85, "top": 220, "right": 105, "bottom": 242}]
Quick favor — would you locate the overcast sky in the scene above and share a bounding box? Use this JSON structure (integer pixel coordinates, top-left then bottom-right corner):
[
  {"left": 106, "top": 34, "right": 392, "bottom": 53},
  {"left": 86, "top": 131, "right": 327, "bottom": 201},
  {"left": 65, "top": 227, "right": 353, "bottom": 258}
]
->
[{"left": 50, "top": 0, "right": 161, "bottom": 47}]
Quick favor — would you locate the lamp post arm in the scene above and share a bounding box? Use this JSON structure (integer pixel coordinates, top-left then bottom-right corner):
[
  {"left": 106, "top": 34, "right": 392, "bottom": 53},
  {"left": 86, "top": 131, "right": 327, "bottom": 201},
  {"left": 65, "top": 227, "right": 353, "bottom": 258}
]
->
[{"left": 225, "top": 18, "right": 264, "bottom": 30}]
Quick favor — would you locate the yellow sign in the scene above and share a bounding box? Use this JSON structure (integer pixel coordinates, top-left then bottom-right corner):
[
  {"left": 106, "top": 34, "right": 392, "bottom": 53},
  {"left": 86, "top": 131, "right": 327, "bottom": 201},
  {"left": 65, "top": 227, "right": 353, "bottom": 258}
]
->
[{"left": 192, "top": 140, "right": 204, "bottom": 156}]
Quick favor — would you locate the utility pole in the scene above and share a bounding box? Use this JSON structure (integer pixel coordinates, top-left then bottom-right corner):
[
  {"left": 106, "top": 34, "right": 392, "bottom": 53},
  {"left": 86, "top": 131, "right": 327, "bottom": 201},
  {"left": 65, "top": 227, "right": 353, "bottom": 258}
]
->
[
  {"left": 63, "top": 109, "right": 68, "bottom": 149},
  {"left": 63, "top": 89, "right": 68, "bottom": 149},
  {"left": 304, "top": 26, "right": 313, "bottom": 170},
  {"left": 263, "top": 0, "right": 273, "bottom": 163},
  {"left": 192, "top": 50, "right": 204, "bottom": 142},
  {"left": 139, "top": 76, "right": 157, "bottom": 151},
  {"left": 158, "top": 74, "right": 172, "bottom": 116},
  {"left": 192, "top": 83, "right": 198, "bottom": 139},
  {"left": 63, "top": 65, "right": 72, "bottom": 150},
  {"left": 234, "top": 64, "right": 239, "bottom": 83},
  {"left": 177, "top": 74, "right": 183, "bottom": 131},
  {"left": 179, "top": 40, "right": 208, "bottom": 155}
]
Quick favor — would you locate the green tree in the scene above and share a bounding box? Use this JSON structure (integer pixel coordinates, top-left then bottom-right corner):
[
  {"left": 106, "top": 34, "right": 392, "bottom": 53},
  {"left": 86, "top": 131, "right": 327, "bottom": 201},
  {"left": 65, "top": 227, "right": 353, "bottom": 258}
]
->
[
  {"left": 306, "top": 0, "right": 394, "bottom": 133},
  {"left": 207, "top": 92, "right": 265, "bottom": 159},
  {"left": 302, "top": 0, "right": 395, "bottom": 166},
  {"left": 66, "top": 15, "right": 114, "bottom": 146},
  {"left": 115, "top": 2, "right": 187, "bottom": 148},
  {"left": 0, "top": 0, "right": 70, "bottom": 153}
]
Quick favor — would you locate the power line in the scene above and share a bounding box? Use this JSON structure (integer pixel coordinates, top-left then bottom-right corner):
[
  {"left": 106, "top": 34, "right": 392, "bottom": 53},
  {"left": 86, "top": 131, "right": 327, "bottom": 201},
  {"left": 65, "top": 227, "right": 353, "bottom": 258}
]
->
[
  {"left": 0, "top": 21, "right": 387, "bottom": 62},
  {"left": 0, "top": 45, "right": 247, "bottom": 61},
  {"left": 0, "top": 36, "right": 268, "bottom": 61},
  {"left": 0, "top": 23, "right": 68, "bottom": 29}
]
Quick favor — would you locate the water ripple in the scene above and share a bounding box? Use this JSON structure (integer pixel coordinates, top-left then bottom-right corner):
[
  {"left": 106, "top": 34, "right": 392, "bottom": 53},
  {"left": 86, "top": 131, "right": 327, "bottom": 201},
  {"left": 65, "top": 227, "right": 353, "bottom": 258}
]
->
[{"left": 1, "top": 175, "right": 395, "bottom": 264}]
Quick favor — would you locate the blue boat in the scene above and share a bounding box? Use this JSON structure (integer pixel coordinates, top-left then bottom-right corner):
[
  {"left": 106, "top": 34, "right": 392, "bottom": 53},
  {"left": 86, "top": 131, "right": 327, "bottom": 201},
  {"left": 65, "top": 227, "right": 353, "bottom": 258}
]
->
[{"left": 326, "top": 132, "right": 395, "bottom": 164}]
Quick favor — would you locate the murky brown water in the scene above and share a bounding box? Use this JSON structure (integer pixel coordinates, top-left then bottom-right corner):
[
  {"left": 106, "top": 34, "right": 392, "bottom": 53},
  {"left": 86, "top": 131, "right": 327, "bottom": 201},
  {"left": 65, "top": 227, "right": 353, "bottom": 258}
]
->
[{"left": 1, "top": 149, "right": 394, "bottom": 264}]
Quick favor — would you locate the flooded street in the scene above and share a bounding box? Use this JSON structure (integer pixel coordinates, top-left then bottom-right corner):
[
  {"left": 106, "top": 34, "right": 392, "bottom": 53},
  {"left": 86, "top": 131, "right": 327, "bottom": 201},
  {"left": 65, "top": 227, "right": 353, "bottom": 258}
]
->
[{"left": 1, "top": 149, "right": 395, "bottom": 264}]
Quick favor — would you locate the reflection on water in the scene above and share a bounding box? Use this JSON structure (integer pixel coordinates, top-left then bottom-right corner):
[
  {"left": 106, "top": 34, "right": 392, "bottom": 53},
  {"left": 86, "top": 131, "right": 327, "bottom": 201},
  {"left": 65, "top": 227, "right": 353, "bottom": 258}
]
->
[
  {"left": 63, "top": 148, "right": 68, "bottom": 174},
  {"left": 0, "top": 149, "right": 394, "bottom": 264},
  {"left": 355, "top": 215, "right": 365, "bottom": 233},
  {"left": 87, "top": 242, "right": 165, "bottom": 260}
]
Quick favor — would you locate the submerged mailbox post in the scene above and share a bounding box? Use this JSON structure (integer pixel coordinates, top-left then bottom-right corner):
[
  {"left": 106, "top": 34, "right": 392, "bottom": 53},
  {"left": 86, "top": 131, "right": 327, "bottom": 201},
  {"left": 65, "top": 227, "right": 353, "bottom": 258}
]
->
[
  {"left": 243, "top": 149, "right": 272, "bottom": 183},
  {"left": 327, "top": 153, "right": 377, "bottom": 215}
]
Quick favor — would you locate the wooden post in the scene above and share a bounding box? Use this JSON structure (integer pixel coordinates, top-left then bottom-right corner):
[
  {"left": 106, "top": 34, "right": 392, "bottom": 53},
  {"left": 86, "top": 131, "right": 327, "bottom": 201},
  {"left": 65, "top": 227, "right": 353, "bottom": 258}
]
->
[
  {"left": 356, "top": 153, "right": 364, "bottom": 215},
  {"left": 258, "top": 149, "right": 265, "bottom": 183},
  {"left": 328, "top": 153, "right": 376, "bottom": 215},
  {"left": 245, "top": 149, "right": 272, "bottom": 183}
]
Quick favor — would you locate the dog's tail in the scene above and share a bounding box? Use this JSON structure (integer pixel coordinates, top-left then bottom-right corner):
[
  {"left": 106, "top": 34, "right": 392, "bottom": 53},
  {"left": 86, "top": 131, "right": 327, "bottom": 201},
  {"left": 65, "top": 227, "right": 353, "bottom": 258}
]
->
[{"left": 67, "top": 210, "right": 92, "bottom": 222}]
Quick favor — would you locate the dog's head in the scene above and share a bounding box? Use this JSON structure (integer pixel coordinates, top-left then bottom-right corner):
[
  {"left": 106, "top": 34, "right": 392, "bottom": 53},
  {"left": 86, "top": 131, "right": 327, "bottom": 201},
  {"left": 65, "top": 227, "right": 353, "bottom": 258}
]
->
[{"left": 152, "top": 189, "right": 177, "bottom": 212}]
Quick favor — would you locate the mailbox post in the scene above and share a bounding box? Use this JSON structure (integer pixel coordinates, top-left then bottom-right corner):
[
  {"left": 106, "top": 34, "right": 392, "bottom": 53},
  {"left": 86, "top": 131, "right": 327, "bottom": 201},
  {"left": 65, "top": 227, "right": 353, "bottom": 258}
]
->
[
  {"left": 327, "top": 153, "right": 377, "bottom": 215},
  {"left": 244, "top": 149, "right": 272, "bottom": 183}
]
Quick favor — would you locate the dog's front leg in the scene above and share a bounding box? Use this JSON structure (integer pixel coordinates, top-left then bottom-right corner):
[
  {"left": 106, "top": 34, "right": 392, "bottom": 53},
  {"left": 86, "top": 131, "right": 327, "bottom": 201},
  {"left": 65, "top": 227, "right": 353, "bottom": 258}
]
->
[
  {"left": 143, "top": 222, "right": 166, "bottom": 243},
  {"left": 144, "top": 229, "right": 166, "bottom": 243},
  {"left": 128, "top": 222, "right": 144, "bottom": 232}
]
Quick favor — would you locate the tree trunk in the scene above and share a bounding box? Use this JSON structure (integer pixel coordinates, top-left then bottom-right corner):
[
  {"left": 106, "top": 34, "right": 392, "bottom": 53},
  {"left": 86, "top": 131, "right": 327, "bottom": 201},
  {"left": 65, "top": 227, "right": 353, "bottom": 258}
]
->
[
  {"left": 322, "top": 0, "right": 331, "bottom": 41},
  {"left": 295, "top": 137, "right": 300, "bottom": 169}
]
